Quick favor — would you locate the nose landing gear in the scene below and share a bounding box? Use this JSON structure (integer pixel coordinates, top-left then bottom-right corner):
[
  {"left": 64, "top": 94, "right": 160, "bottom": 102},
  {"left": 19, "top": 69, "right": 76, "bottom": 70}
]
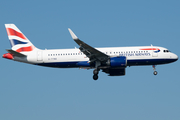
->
[{"left": 153, "top": 65, "right": 158, "bottom": 75}]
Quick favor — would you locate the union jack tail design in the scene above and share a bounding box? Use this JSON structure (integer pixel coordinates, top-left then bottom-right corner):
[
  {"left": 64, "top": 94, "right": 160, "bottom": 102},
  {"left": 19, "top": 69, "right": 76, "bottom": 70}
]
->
[{"left": 5, "top": 24, "right": 37, "bottom": 53}]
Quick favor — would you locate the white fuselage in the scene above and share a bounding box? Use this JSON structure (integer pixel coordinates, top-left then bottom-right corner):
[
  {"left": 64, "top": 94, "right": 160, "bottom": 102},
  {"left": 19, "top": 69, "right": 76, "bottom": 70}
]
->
[{"left": 18, "top": 46, "right": 178, "bottom": 68}]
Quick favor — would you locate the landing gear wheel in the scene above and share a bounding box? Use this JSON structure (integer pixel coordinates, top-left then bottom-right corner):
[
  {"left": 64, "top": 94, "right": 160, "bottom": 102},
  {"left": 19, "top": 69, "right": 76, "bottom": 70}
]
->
[
  {"left": 152, "top": 65, "right": 158, "bottom": 76},
  {"left": 153, "top": 71, "right": 158, "bottom": 75},
  {"left": 93, "top": 74, "right": 98, "bottom": 80}
]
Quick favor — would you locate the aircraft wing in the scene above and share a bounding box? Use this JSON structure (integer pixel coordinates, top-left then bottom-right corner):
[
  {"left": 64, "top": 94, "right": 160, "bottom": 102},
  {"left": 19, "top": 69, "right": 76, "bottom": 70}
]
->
[{"left": 68, "top": 28, "right": 109, "bottom": 62}]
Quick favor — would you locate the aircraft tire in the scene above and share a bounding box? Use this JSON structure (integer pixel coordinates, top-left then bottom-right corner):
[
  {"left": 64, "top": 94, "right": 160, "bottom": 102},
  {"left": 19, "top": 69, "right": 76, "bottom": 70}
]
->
[
  {"left": 93, "top": 74, "right": 98, "bottom": 80},
  {"left": 153, "top": 71, "right": 158, "bottom": 75}
]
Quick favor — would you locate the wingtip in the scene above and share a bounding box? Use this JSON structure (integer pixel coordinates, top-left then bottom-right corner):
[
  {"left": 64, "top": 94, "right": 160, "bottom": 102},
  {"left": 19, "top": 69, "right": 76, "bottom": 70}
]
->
[{"left": 68, "top": 28, "right": 78, "bottom": 40}]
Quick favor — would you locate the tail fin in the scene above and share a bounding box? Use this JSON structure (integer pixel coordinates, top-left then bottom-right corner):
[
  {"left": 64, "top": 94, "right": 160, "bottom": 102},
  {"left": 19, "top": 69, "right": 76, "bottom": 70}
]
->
[{"left": 5, "top": 24, "right": 37, "bottom": 53}]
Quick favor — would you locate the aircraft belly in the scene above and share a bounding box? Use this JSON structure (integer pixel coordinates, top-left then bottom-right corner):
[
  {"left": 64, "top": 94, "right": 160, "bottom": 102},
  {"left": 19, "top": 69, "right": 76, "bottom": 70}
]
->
[
  {"left": 127, "top": 58, "right": 177, "bottom": 66},
  {"left": 38, "top": 56, "right": 88, "bottom": 68}
]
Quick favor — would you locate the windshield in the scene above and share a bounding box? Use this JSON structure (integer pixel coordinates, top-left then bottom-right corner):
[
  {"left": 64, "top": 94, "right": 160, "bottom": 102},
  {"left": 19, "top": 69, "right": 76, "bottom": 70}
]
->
[{"left": 163, "top": 50, "right": 171, "bottom": 52}]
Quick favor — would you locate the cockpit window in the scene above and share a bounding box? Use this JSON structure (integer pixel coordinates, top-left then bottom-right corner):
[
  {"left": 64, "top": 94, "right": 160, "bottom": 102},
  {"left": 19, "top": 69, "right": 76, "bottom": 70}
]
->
[{"left": 163, "top": 50, "right": 171, "bottom": 52}]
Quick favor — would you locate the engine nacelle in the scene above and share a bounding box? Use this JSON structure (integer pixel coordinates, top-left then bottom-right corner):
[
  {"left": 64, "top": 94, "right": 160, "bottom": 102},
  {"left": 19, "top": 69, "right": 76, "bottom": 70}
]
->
[{"left": 107, "top": 56, "right": 127, "bottom": 68}]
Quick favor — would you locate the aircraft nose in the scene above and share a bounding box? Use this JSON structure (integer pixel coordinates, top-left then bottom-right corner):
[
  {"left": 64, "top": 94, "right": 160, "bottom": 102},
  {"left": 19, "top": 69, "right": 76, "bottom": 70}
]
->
[
  {"left": 175, "top": 54, "right": 178, "bottom": 60},
  {"left": 172, "top": 53, "right": 178, "bottom": 61}
]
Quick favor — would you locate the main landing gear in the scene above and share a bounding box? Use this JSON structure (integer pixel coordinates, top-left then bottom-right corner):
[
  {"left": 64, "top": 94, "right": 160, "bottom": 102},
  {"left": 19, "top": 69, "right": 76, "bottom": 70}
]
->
[
  {"left": 93, "top": 68, "right": 100, "bottom": 80},
  {"left": 153, "top": 65, "right": 158, "bottom": 75},
  {"left": 93, "top": 61, "right": 101, "bottom": 80}
]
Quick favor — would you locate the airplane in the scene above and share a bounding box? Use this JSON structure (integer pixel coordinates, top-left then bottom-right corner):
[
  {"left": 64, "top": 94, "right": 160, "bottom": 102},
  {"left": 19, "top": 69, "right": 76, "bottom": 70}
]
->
[{"left": 3, "top": 24, "right": 178, "bottom": 80}]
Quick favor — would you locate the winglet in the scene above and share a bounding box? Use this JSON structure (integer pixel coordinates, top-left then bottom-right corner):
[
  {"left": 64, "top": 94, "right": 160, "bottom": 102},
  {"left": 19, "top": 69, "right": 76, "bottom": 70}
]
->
[{"left": 68, "top": 28, "right": 78, "bottom": 40}]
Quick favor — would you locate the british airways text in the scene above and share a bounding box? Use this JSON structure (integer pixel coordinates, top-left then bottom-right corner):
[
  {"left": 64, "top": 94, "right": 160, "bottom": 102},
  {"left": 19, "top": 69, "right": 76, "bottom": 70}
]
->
[{"left": 119, "top": 52, "right": 151, "bottom": 56}]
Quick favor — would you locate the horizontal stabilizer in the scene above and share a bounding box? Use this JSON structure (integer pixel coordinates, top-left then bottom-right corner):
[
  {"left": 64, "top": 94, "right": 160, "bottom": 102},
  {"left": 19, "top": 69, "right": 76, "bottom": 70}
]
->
[{"left": 6, "top": 49, "right": 26, "bottom": 57}]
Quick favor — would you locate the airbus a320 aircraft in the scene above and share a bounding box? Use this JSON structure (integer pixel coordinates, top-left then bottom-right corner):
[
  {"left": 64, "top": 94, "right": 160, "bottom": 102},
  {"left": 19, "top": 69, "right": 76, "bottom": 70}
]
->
[{"left": 3, "top": 24, "right": 178, "bottom": 80}]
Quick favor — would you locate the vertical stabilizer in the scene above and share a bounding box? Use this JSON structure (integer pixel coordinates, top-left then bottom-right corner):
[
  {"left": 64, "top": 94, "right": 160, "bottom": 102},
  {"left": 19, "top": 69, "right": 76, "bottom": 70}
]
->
[{"left": 5, "top": 24, "right": 37, "bottom": 53}]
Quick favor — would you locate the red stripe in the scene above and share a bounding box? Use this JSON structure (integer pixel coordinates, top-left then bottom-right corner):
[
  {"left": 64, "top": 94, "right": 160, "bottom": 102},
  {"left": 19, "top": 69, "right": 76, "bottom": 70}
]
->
[
  {"left": 16, "top": 46, "right": 33, "bottom": 53},
  {"left": 6, "top": 28, "right": 27, "bottom": 40},
  {"left": 140, "top": 48, "right": 160, "bottom": 50}
]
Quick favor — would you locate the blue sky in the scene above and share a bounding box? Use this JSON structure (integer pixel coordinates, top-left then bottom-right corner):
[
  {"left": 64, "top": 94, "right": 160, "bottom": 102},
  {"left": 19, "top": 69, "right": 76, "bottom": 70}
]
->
[{"left": 0, "top": 0, "right": 180, "bottom": 120}]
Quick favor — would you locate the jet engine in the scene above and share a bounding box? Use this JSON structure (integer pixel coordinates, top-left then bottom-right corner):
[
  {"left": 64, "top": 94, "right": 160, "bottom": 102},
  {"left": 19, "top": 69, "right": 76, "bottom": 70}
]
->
[{"left": 106, "top": 56, "right": 127, "bottom": 68}]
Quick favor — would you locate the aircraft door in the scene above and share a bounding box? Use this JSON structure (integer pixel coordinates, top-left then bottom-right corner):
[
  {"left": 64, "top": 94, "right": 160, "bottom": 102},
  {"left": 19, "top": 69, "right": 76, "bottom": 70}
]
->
[
  {"left": 37, "top": 51, "right": 43, "bottom": 61},
  {"left": 152, "top": 49, "right": 158, "bottom": 57}
]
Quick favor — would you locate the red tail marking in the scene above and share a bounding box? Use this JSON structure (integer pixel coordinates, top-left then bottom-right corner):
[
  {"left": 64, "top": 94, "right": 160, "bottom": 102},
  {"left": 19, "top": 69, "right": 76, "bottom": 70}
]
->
[
  {"left": 16, "top": 46, "right": 33, "bottom": 53},
  {"left": 6, "top": 28, "right": 27, "bottom": 40}
]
